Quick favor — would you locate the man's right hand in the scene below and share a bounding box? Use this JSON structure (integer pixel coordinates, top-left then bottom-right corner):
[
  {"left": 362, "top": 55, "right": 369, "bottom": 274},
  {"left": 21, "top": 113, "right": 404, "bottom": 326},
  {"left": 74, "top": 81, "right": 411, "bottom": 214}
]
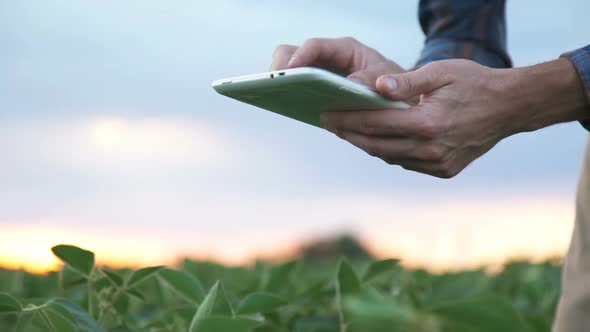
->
[{"left": 270, "top": 37, "right": 406, "bottom": 90}]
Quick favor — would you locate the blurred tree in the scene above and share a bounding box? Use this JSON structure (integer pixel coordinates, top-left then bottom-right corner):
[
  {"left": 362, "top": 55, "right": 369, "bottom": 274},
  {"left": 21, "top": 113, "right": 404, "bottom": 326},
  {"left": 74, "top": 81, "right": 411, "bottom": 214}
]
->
[{"left": 301, "top": 234, "right": 373, "bottom": 262}]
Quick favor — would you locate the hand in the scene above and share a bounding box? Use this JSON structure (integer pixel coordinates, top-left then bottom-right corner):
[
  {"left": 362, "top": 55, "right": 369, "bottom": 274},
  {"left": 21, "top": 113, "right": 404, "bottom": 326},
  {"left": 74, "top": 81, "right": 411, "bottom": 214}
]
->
[
  {"left": 270, "top": 37, "right": 406, "bottom": 90},
  {"left": 320, "top": 58, "right": 589, "bottom": 178}
]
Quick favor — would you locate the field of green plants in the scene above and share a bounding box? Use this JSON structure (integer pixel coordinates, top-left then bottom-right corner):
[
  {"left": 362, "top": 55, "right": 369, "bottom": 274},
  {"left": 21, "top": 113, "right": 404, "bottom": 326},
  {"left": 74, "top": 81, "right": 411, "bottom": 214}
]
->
[{"left": 0, "top": 244, "right": 561, "bottom": 332}]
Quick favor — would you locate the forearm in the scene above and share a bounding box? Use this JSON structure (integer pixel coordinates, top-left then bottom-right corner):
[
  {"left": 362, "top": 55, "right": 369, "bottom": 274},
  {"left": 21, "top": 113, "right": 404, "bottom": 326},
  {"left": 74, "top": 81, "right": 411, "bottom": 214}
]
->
[{"left": 499, "top": 58, "right": 590, "bottom": 135}]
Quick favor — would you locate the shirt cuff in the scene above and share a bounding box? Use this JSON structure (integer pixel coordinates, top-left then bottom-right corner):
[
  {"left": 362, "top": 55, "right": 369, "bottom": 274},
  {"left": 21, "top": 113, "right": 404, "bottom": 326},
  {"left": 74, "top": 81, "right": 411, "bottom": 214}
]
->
[
  {"left": 561, "top": 45, "right": 590, "bottom": 131},
  {"left": 415, "top": 38, "right": 512, "bottom": 69}
]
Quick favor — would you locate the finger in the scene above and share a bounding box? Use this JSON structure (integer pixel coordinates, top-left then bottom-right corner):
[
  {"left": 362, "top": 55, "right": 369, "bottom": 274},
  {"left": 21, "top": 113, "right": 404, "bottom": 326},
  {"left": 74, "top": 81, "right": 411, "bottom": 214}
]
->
[
  {"left": 376, "top": 62, "right": 451, "bottom": 101},
  {"left": 270, "top": 44, "right": 298, "bottom": 70},
  {"left": 320, "top": 108, "right": 437, "bottom": 138},
  {"left": 287, "top": 37, "right": 373, "bottom": 74},
  {"left": 336, "top": 130, "right": 423, "bottom": 161},
  {"left": 397, "top": 160, "right": 457, "bottom": 179},
  {"left": 347, "top": 60, "right": 404, "bottom": 90}
]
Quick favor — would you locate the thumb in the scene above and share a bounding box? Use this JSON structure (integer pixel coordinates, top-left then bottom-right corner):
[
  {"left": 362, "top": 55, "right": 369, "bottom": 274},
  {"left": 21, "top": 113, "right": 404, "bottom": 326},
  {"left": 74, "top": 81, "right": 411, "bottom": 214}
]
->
[{"left": 376, "top": 64, "right": 449, "bottom": 100}]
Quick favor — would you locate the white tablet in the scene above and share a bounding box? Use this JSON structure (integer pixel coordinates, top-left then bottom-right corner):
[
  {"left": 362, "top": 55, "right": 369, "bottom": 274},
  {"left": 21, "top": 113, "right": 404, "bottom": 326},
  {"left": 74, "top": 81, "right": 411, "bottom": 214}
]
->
[{"left": 212, "top": 67, "right": 410, "bottom": 128}]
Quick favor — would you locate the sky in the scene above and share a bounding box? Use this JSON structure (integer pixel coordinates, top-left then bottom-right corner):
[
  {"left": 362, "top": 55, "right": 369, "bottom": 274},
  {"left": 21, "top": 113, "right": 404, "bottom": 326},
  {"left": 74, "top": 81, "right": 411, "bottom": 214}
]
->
[{"left": 0, "top": 0, "right": 589, "bottom": 273}]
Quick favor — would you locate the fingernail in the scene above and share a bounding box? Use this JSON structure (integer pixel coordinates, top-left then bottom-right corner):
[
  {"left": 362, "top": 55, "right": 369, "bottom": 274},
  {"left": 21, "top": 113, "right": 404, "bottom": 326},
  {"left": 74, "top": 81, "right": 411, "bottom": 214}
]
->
[{"left": 383, "top": 77, "right": 398, "bottom": 92}]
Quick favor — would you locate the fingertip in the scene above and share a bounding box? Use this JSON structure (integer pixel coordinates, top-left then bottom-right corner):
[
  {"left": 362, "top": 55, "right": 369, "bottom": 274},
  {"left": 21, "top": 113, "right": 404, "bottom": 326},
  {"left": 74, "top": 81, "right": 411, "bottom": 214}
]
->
[
  {"left": 269, "top": 58, "right": 287, "bottom": 71},
  {"left": 375, "top": 75, "right": 388, "bottom": 92},
  {"left": 270, "top": 63, "right": 287, "bottom": 71},
  {"left": 287, "top": 55, "right": 301, "bottom": 68},
  {"left": 287, "top": 46, "right": 312, "bottom": 68},
  {"left": 376, "top": 75, "right": 398, "bottom": 92}
]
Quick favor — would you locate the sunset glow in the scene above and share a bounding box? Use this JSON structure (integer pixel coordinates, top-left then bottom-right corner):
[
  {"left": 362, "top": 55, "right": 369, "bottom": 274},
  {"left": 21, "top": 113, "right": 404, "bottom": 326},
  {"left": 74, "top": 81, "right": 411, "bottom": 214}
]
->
[{"left": 0, "top": 197, "right": 574, "bottom": 274}]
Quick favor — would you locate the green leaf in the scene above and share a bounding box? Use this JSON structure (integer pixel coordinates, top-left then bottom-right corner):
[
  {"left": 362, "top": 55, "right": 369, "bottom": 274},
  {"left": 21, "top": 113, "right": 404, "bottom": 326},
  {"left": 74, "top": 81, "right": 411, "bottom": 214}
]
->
[
  {"left": 52, "top": 244, "right": 95, "bottom": 276},
  {"left": 39, "top": 307, "right": 77, "bottom": 332},
  {"left": 126, "top": 266, "right": 164, "bottom": 288},
  {"left": 362, "top": 259, "right": 399, "bottom": 282},
  {"left": 293, "top": 316, "right": 340, "bottom": 332},
  {"left": 59, "top": 264, "right": 87, "bottom": 289},
  {"left": 48, "top": 298, "right": 105, "bottom": 332},
  {"left": 252, "top": 324, "right": 285, "bottom": 332},
  {"left": 343, "top": 287, "right": 414, "bottom": 321},
  {"left": 15, "top": 311, "right": 36, "bottom": 332},
  {"left": 125, "top": 288, "right": 146, "bottom": 302},
  {"left": 236, "top": 292, "right": 287, "bottom": 314},
  {"left": 0, "top": 292, "right": 21, "bottom": 312},
  {"left": 295, "top": 278, "right": 330, "bottom": 300},
  {"left": 113, "top": 292, "right": 130, "bottom": 314},
  {"left": 195, "top": 316, "right": 262, "bottom": 332},
  {"left": 430, "top": 294, "right": 532, "bottom": 332},
  {"left": 159, "top": 268, "right": 205, "bottom": 304},
  {"left": 336, "top": 259, "right": 361, "bottom": 296},
  {"left": 263, "top": 261, "right": 297, "bottom": 293},
  {"left": 189, "top": 281, "right": 233, "bottom": 332},
  {"left": 102, "top": 269, "right": 124, "bottom": 287}
]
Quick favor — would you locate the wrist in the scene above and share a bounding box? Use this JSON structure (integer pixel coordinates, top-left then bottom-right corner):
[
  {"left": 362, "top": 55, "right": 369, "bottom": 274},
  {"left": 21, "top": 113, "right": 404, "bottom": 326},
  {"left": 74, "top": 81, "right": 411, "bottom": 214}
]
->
[{"left": 498, "top": 58, "right": 589, "bottom": 134}]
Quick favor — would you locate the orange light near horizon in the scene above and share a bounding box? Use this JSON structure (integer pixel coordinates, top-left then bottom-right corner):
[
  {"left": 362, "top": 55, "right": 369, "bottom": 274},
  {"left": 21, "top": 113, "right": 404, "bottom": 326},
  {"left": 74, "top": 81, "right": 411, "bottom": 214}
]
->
[
  {"left": 0, "top": 222, "right": 302, "bottom": 274},
  {"left": 0, "top": 196, "right": 576, "bottom": 274},
  {"left": 362, "top": 198, "right": 574, "bottom": 271},
  {"left": 0, "top": 224, "right": 176, "bottom": 274}
]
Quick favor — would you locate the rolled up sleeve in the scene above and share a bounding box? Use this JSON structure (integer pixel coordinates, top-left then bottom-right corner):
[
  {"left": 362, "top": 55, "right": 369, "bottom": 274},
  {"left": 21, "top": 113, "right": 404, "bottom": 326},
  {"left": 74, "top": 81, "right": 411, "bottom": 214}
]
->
[{"left": 562, "top": 45, "right": 590, "bottom": 130}]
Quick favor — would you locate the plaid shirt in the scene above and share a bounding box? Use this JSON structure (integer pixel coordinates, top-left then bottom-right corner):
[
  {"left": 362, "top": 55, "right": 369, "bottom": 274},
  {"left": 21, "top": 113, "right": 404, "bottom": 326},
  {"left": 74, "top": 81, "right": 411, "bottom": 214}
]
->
[{"left": 416, "top": 0, "right": 590, "bottom": 129}]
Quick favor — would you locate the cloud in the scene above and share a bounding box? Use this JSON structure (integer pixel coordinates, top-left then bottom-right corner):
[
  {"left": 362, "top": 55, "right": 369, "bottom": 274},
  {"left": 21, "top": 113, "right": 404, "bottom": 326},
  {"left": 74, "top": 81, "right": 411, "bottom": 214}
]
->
[{"left": 0, "top": 115, "right": 234, "bottom": 175}]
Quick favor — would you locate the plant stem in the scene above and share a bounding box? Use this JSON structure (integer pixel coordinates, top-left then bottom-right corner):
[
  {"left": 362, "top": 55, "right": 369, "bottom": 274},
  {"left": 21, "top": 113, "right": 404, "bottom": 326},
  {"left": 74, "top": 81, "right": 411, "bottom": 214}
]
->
[
  {"left": 97, "top": 288, "right": 124, "bottom": 325},
  {"left": 87, "top": 269, "right": 96, "bottom": 318}
]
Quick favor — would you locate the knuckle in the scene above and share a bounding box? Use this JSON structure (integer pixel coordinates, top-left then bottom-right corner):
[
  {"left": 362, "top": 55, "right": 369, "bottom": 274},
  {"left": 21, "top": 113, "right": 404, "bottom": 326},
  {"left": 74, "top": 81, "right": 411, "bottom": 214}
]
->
[
  {"left": 341, "top": 36, "right": 358, "bottom": 44},
  {"left": 397, "top": 75, "right": 415, "bottom": 95},
  {"left": 439, "top": 169, "right": 457, "bottom": 179},
  {"left": 423, "top": 61, "right": 443, "bottom": 74},
  {"left": 423, "top": 62, "right": 446, "bottom": 81},
  {"left": 414, "top": 119, "right": 440, "bottom": 138},
  {"left": 304, "top": 38, "right": 321, "bottom": 48},
  {"left": 361, "top": 141, "right": 380, "bottom": 157},
  {"left": 365, "top": 147, "right": 378, "bottom": 157},
  {"left": 384, "top": 158, "right": 399, "bottom": 165},
  {"left": 381, "top": 119, "right": 399, "bottom": 134},
  {"left": 273, "top": 44, "right": 292, "bottom": 57},
  {"left": 427, "top": 61, "right": 453, "bottom": 82},
  {"left": 419, "top": 145, "right": 445, "bottom": 161},
  {"left": 359, "top": 119, "right": 377, "bottom": 135},
  {"left": 434, "top": 162, "right": 458, "bottom": 179}
]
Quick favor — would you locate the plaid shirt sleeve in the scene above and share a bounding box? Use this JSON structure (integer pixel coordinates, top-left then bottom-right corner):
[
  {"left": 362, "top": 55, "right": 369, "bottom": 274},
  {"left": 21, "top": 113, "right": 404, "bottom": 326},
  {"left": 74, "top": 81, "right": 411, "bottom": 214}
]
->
[
  {"left": 417, "top": 0, "right": 589, "bottom": 130},
  {"left": 416, "top": 0, "right": 511, "bottom": 69},
  {"left": 562, "top": 45, "right": 590, "bottom": 130}
]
